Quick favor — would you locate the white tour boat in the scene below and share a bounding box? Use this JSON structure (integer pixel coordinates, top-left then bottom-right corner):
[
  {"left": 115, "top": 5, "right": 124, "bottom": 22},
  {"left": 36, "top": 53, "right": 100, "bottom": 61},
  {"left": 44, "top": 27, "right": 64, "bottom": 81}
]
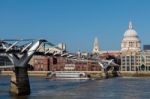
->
[{"left": 46, "top": 71, "right": 91, "bottom": 80}]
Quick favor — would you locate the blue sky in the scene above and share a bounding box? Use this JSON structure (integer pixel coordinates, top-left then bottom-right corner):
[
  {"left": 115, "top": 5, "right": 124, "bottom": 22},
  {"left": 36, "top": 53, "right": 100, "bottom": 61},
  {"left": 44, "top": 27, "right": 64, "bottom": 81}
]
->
[{"left": 0, "top": 0, "right": 150, "bottom": 52}]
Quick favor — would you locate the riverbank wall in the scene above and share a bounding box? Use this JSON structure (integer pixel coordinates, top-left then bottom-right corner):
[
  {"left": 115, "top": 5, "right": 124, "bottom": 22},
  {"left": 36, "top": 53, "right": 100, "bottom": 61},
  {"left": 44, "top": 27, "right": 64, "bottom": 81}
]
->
[
  {"left": 119, "top": 71, "right": 150, "bottom": 77},
  {"left": 1, "top": 71, "right": 150, "bottom": 77},
  {"left": 0, "top": 71, "right": 49, "bottom": 76}
]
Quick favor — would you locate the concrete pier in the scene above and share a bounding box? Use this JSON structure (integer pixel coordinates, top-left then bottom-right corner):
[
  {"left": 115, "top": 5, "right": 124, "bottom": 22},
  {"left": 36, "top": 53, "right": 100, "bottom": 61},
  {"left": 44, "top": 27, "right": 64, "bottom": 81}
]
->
[{"left": 10, "top": 67, "right": 30, "bottom": 95}]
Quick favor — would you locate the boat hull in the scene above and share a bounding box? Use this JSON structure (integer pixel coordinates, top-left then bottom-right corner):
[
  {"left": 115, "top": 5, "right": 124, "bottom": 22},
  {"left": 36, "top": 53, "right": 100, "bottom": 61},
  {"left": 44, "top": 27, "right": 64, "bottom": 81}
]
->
[
  {"left": 46, "top": 71, "right": 90, "bottom": 80},
  {"left": 45, "top": 77, "right": 90, "bottom": 80}
]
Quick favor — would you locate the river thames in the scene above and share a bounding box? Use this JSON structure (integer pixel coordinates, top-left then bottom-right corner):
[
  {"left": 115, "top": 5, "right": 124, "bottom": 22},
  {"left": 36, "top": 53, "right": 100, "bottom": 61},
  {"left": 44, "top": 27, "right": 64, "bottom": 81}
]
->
[{"left": 0, "top": 76, "right": 150, "bottom": 99}]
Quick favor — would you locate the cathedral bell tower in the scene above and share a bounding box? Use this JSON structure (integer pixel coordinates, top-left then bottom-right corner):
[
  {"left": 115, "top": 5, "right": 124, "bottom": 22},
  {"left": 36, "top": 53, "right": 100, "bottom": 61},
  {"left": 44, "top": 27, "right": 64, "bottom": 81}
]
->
[{"left": 92, "top": 37, "right": 100, "bottom": 54}]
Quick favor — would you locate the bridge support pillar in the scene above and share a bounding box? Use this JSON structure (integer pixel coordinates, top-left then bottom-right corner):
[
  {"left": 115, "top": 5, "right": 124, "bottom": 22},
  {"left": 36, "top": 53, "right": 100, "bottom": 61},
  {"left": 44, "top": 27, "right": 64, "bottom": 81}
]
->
[{"left": 10, "top": 67, "right": 30, "bottom": 95}]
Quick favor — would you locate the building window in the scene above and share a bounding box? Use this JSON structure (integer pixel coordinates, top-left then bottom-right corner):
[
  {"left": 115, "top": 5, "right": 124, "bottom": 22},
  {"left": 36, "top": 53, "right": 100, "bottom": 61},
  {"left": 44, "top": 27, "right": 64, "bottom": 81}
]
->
[{"left": 129, "top": 42, "right": 134, "bottom": 47}]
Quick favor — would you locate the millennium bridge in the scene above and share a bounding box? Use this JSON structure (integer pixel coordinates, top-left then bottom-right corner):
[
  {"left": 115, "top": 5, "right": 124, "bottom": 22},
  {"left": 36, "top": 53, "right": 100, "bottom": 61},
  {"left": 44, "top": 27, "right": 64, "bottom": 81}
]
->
[{"left": 0, "top": 39, "right": 118, "bottom": 96}]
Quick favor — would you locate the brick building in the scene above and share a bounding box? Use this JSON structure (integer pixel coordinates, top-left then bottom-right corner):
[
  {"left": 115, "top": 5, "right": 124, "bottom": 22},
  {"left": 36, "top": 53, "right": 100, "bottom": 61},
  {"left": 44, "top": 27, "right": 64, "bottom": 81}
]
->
[{"left": 29, "top": 55, "right": 101, "bottom": 71}]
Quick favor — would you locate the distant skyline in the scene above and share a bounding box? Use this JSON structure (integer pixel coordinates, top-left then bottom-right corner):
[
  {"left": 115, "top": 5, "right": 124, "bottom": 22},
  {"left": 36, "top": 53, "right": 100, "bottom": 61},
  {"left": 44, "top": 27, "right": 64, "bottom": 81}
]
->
[{"left": 0, "top": 0, "right": 150, "bottom": 52}]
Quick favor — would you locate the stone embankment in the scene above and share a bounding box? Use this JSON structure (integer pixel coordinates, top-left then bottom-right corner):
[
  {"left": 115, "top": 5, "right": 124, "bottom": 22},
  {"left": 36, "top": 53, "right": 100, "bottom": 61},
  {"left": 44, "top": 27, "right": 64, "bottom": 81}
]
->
[
  {"left": 119, "top": 71, "right": 150, "bottom": 77},
  {"left": 1, "top": 71, "right": 150, "bottom": 78},
  {"left": 0, "top": 71, "right": 49, "bottom": 76}
]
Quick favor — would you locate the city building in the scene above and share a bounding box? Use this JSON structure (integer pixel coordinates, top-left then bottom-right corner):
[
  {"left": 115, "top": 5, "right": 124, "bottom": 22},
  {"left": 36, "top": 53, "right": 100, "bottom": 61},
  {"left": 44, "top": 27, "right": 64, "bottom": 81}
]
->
[
  {"left": 142, "top": 45, "right": 150, "bottom": 71},
  {"left": 142, "top": 51, "right": 150, "bottom": 71},
  {"left": 121, "top": 21, "right": 142, "bottom": 71},
  {"left": 29, "top": 55, "right": 101, "bottom": 71}
]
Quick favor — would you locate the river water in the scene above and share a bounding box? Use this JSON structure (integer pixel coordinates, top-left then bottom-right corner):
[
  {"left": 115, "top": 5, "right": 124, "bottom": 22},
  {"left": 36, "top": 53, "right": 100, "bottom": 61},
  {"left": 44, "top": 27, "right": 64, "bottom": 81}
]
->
[{"left": 0, "top": 76, "right": 150, "bottom": 99}]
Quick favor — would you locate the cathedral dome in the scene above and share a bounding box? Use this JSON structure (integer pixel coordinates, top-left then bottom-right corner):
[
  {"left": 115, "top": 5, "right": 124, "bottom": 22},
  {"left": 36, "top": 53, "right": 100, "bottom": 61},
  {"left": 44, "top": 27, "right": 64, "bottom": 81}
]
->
[
  {"left": 124, "top": 22, "right": 138, "bottom": 37},
  {"left": 121, "top": 21, "right": 141, "bottom": 52},
  {"left": 124, "top": 29, "right": 138, "bottom": 37}
]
